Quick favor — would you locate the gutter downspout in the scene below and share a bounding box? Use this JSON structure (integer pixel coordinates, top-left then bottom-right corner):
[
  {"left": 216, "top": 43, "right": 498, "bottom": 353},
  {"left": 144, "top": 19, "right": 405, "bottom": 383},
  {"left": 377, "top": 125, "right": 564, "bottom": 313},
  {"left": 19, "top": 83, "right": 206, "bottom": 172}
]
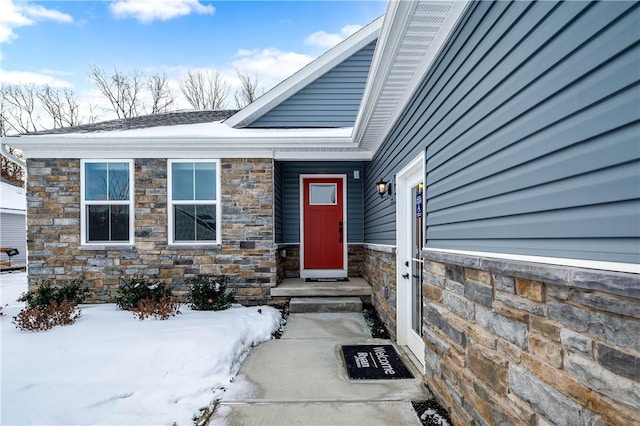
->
[{"left": 1, "top": 142, "right": 27, "bottom": 169}]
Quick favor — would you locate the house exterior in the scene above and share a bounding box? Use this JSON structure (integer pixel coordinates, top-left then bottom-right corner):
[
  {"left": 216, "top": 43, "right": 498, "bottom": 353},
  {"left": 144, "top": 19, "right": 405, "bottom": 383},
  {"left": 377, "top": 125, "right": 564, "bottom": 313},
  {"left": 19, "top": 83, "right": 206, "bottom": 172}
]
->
[
  {"left": 0, "top": 180, "right": 27, "bottom": 269},
  {"left": 3, "top": 1, "right": 639, "bottom": 425}
]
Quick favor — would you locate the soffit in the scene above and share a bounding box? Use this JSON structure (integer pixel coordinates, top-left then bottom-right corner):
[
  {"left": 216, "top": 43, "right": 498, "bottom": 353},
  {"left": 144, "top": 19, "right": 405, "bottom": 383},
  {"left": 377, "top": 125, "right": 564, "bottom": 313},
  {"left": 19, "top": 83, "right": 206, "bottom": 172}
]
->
[{"left": 354, "top": 1, "right": 469, "bottom": 154}]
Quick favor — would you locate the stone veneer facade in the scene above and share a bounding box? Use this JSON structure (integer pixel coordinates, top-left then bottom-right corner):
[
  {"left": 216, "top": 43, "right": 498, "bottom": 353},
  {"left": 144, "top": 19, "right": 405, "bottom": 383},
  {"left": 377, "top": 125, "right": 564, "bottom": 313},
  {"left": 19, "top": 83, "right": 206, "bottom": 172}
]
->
[
  {"left": 420, "top": 251, "right": 640, "bottom": 426},
  {"left": 363, "top": 245, "right": 397, "bottom": 340},
  {"left": 26, "top": 158, "right": 276, "bottom": 305}
]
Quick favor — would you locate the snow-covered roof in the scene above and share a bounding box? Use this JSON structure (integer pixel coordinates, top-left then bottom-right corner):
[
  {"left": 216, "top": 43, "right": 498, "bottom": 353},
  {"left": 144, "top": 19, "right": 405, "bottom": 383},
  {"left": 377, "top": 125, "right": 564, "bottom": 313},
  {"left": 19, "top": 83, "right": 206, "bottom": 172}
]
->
[
  {"left": 3, "top": 1, "right": 470, "bottom": 162},
  {"left": 24, "top": 110, "right": 237, "bottom": 135},
  {"left": 0, "top": 181, "right": 26, "bottom": 213}
]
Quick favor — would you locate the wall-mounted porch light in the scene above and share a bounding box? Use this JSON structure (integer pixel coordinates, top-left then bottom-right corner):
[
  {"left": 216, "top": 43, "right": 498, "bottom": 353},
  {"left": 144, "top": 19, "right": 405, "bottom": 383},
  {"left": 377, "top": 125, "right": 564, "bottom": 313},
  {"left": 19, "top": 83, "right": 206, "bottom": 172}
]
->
[{"left": 376, "top": 179, "right": 392, "bottom": 199}]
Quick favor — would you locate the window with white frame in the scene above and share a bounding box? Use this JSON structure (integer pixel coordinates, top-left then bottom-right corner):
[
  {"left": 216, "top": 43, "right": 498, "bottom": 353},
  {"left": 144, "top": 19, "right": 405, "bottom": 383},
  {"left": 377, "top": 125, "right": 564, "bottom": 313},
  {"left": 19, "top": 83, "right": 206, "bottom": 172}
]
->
[
  {"left": 81, "top": 160, "right": 134, "bottom": 244},
  {"left": 168, "top": 160, "right": 221, "bottom": 244}
]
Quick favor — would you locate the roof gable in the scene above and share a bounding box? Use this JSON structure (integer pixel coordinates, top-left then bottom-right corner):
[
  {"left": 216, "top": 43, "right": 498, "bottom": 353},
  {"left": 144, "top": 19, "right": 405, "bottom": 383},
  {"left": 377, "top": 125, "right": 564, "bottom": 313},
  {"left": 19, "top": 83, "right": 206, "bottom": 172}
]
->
[
  {"left": 248, "top": 40, "right": 377, "bottom": 128},
  {"left": 225, "top": 17, "right": 383, "bottom": 128}
]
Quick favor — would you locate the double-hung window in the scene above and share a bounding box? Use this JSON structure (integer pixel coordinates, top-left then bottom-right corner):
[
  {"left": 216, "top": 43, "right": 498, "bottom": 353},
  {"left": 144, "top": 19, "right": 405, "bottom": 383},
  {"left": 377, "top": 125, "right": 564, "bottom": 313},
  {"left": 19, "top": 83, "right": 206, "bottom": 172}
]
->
[
  {"left": 81, "top": 160, "right": 134, "bottom": 244},
  {"left": 168, "top": 160, "right": 221, "bottom": 245}
]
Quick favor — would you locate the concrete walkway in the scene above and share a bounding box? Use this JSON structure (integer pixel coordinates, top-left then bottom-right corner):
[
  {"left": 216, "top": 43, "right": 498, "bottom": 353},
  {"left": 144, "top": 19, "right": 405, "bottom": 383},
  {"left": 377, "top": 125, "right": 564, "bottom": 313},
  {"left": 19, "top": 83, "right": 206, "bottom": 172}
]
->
[{"left": 212, "top": 313, "right": 430, "bottom": 425}]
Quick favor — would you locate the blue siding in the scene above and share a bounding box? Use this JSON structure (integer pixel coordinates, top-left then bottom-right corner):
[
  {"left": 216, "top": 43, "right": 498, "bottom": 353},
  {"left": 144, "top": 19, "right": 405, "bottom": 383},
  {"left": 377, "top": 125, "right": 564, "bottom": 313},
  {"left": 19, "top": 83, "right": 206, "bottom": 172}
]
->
[
  {"left": 279, "top": 161, "right": 365, "bottom": 243},
  {"left": 249, "top": 41, "right": 377, "bottom": 128},
  {"left": 364, "top": 1, "right": 640, "bottom": 264}
]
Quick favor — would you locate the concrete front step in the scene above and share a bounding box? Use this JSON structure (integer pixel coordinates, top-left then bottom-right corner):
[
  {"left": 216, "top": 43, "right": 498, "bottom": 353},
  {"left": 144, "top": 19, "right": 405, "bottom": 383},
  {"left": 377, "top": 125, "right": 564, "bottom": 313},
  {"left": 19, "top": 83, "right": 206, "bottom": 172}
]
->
[
  {"left": 271, "top": 278, "right": 372, "bottom": 297},
  {"left": 289, "top": 297, "right": 363, "bottom": 313}
]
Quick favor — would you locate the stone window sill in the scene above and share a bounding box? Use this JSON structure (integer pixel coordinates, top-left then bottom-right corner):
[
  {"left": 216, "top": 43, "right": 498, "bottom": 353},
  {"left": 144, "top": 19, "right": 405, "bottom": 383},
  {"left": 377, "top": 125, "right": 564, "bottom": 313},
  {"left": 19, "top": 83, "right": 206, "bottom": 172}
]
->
[
  {"left": 78, "top": 245, "right": 134, "bottom": 251},
  {"left": 167, "top": 244, "right": 222, "bottom": 251}
]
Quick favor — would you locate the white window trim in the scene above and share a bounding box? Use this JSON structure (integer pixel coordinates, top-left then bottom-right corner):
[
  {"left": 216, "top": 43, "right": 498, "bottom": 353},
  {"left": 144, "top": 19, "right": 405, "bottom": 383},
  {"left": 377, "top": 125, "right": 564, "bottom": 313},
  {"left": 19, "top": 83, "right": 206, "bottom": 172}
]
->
[
  {"left": 167, "top": 159, "right": 222, "bottom": 245},
  {"left": 80, "top": 159, "right": 135, "bottom": 246}
]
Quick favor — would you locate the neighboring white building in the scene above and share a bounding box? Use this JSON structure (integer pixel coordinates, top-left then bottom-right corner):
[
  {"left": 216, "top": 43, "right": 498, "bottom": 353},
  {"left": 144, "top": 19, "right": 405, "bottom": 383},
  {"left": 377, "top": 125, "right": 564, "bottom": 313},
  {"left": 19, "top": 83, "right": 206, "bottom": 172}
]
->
[{"left": 0, "top": 180, "right": 27, "bottom": 269}]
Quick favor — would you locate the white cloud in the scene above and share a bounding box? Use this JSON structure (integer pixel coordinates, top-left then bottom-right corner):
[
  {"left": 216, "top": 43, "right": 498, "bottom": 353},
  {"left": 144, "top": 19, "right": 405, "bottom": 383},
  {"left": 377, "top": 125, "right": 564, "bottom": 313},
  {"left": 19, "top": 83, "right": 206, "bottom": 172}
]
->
[
  {"left": 0, "top": 0, "right": 73, "bottom": 43},
  {"left": 231, "top": 48, "right": 314, "bottom": 87},
  {"left": 110, "top": 0, "right": 215, "bottom": 24},
  {"left": 0, "top": 69, "right": 73, "bottom": 87},
  {"left": 304, "top": 24, "right": 363, "bottom": 49}
]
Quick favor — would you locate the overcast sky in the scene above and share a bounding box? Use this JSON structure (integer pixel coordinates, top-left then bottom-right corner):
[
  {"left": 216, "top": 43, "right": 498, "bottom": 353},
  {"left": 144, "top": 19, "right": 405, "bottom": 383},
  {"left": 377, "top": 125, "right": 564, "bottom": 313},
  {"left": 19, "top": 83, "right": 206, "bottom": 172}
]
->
[{"left": 0, "top": 0, "right": 386, "bottom": 120}]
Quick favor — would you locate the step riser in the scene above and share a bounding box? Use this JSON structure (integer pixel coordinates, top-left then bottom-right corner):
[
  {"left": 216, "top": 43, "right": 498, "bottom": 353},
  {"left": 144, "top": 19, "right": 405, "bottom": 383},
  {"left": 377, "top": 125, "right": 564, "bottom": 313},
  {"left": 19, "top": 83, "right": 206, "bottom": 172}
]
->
[{"left": 289, "top": 297, "right": 363, "bottom": 314}]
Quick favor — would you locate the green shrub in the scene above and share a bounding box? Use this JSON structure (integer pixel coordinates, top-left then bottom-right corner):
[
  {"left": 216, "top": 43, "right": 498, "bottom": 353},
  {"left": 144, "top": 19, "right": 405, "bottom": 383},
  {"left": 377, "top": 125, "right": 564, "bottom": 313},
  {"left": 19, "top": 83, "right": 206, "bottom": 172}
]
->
[
  {"left": 18, "top": 278, "right": 89, "bottom": 308},
  {"left": 114, "top": 276, "right": 172, "bottom": 311},
  {"left": 186, "top": 275, "right": 235, "bottom": 311}
]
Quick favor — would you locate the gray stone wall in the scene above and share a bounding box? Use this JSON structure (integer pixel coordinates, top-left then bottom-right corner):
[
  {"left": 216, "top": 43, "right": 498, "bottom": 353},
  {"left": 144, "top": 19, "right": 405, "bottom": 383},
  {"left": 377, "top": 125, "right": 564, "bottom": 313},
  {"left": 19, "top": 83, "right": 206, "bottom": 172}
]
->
[
  {"left": 419, "top": 251, "right": 640, "bottom": 426},
  {"left": 26, "top": 158, "right": 276, "bottom": 305},
  {"left": 363, "top": 245, "right": 397, "bottom": 340}
]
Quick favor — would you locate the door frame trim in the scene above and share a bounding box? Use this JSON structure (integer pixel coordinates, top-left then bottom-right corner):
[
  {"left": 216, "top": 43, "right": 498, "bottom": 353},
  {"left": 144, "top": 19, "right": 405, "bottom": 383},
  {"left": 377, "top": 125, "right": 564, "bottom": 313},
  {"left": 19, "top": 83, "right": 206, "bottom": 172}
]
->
[
  {"left": 299, "top": 174, "right": 348, "bottom": 279},
  {"left": 396, "top": 152, "right": 426, "bottom": 370}
]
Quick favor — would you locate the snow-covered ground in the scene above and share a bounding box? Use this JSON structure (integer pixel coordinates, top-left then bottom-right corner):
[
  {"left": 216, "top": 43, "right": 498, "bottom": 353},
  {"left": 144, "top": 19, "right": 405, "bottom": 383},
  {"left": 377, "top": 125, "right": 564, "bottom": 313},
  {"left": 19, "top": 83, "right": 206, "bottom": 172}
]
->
[{"left": 1, "top": 272, "right": 282, "bottom": 425}]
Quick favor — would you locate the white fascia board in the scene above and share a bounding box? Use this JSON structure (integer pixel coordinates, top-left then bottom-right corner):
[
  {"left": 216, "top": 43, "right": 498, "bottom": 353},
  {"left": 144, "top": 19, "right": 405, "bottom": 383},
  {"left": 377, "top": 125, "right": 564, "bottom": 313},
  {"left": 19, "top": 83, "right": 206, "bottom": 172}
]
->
[
  {"left": 352, "top": 0, "right": 416, "bottom": 144},
  {"left": 225, "top": 16, "right": 383, "bottom": 128},
  {"left": 274, "top": 150, "right": 373, "bottom": 161},
  {"left": 353, "top": 1, "right": 471, "bottom": 152},
  {"left": 8, "top": 135, "right": 363, "bottom": 159}
]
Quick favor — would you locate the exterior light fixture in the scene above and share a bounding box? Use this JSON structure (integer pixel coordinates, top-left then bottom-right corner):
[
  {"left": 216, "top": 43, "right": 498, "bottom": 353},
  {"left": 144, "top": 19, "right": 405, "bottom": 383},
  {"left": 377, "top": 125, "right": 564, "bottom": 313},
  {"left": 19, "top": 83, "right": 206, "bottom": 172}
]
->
[{"left": 376, "top": 179, "right": 392, "bottom": 198}]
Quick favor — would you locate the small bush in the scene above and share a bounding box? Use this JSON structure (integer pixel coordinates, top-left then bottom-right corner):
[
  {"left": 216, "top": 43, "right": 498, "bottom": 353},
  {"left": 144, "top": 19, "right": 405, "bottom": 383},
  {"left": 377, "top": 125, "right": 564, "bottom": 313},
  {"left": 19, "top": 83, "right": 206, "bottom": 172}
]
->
[
  {"left": 114, "top": 276, "right": 172, "bottom": 311},
  {"left": 186, "top": 275, "right": 235, "bottom": 311},
  {"left": 13, "top": 299, "right": 82, "bottom": 331},
  {"left": 132, "top": 295, "right": 180, "bottom": 320},
  {"left": 13, "top": 279, "right": 88, "bottom": 331},
  {"left": 18, "top": 278, "right": 89, "bottom": 308}
]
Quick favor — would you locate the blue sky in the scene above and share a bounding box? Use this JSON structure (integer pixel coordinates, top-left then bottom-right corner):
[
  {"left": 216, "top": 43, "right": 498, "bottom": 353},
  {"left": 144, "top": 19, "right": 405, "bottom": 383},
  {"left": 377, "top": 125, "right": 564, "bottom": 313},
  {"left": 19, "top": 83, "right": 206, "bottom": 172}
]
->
[{"left": 0, "top": 0, "right": 386, "bottom": 117}]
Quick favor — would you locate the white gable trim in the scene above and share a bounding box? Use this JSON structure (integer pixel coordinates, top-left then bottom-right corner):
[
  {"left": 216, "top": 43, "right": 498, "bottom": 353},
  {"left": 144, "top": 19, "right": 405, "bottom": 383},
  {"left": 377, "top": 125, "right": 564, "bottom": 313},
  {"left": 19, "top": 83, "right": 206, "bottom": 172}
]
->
[
  {"left": 225, "top": 16, "right": 383, "bottom": 128},
  {"left": 353, "top": 0, "right": 470, "bottom": 154}
]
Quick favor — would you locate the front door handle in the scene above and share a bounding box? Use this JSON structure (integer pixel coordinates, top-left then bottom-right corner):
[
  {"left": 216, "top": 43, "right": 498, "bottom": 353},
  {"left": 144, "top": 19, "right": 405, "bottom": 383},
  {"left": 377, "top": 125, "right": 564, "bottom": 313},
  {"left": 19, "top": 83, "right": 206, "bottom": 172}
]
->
[
  {"left": 402, "top": 273, "right": 410, "bottom": 279},
  {"left": 338, "top": 221, "right": 343, "bottom": 243}
]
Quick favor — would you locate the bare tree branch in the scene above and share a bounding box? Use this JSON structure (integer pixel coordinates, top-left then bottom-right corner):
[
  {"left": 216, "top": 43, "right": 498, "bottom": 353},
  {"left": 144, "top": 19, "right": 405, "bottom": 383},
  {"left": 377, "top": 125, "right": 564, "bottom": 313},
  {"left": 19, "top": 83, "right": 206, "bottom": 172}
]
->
[
  {"left": 38, "top": 85, "right": 80, "bottom": 129},
  {"left": 233, "top": 70, "right": 263, "bottom": 109},
  {"left": 88, "top": 64, "right": 144, "bottom": 118},
  {"left": 180, "top": 70, "right": 229, "bottom": 110},
  {"left": 1, "top": 84, "right": 40, "bottom": 133},
  {"left": 147, "top": 72, "right": 175, "bottom": 114}
]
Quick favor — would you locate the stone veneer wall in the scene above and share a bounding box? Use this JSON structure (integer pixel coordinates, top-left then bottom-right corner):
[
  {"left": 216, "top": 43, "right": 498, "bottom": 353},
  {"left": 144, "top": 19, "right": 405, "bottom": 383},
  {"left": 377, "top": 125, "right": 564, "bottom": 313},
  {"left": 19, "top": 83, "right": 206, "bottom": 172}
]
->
[
  {"left": 26, "top": 158, "right": 276, "bottom": 305},
  {"left": 363, "top": 245, "right": 397, "bottom": 340},
  {"left": 275, "top": 244, "right": 364, "bottom": 281},
  {"left": 421, "top": 251, "right": 640, "bottom": 426}
]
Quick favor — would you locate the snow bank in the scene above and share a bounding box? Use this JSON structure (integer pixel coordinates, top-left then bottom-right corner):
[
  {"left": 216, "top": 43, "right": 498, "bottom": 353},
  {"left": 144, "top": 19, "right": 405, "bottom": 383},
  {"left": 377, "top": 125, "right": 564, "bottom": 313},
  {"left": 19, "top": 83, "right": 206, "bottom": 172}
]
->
[{"left": 1, "top": 272, "right": 282, "bottom": 425}]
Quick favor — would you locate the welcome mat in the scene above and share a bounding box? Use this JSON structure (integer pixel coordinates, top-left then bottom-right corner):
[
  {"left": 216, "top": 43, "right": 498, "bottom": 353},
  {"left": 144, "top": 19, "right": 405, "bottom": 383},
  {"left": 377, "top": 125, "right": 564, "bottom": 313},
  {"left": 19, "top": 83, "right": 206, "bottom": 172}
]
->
[
  {"left": 342, "top": 345, "right": 414, "bottom": 380},
  {"left": 305, "top": 277, "right": 350, "bottom": 282}
]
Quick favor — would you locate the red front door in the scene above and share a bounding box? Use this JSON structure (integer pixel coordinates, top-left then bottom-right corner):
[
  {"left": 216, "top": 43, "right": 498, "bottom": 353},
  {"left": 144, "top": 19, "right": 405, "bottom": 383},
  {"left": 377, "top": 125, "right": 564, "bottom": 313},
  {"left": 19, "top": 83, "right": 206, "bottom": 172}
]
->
[{"left": 303, "top": 177, "right": 344, "bottom": 270}]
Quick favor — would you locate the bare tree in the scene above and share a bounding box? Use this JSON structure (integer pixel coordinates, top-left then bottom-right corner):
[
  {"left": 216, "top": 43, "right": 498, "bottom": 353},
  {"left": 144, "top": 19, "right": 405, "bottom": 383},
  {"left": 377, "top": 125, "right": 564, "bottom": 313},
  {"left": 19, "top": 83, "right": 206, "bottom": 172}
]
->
[
  {"left": 148, "top": 72, "right": 175, "bottom": 114},
  {"left": 88, "top": 64, "right": 144, "bottom": 118},
  {"left": 1, "top": 84, "right": 40, "bottom": 133},
  {"left": 0, "top": 145, "right": 25, "bottom": 187},
  {"left": 87, "top": 103, "right": 100, "bottom": 124},
  {"left": 234, "top": 70, "right": 263, "bottom": 108},
  {"left": 38, "top": 85, "right": 80, "bottom": 129},
  {"left": 0, "top": 90, "right": 26, "bottom": 186},
  {"left": 180, "top": 70, "right": 229, "bottom": 110}
]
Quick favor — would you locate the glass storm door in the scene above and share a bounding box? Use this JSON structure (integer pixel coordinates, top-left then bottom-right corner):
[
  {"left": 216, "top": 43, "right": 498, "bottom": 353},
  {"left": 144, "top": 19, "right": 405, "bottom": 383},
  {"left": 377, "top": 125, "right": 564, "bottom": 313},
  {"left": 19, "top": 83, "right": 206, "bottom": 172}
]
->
[
  {"left": 397, "top": 153, "right": 426, "bottom": 367},
  {"left": 411, "top": 183, "right": 424, "bottom": 341}
]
